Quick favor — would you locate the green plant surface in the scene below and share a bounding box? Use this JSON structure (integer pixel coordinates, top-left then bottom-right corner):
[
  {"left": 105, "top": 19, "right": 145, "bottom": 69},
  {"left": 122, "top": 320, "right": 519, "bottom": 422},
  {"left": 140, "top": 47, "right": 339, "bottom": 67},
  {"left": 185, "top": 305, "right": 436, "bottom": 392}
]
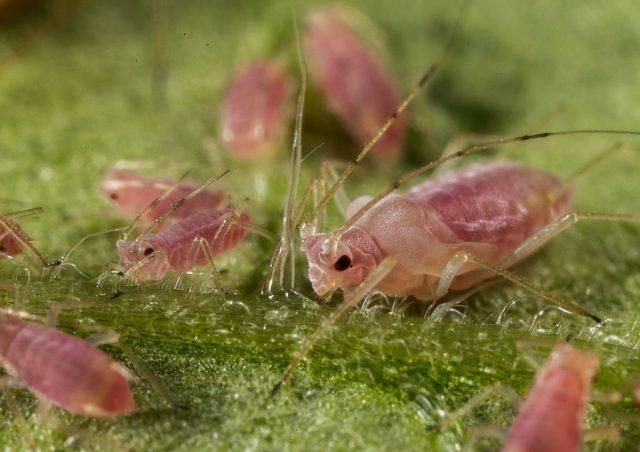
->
[{"left": 1, "top": 0, "right": 640, "bottom": 450}]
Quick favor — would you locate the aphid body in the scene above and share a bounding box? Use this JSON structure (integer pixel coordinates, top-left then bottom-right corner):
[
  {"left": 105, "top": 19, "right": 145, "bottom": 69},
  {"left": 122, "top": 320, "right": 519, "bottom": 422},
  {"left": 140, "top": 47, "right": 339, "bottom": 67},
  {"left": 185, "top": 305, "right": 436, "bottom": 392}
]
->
[
  {"left": 220, "top": 59, "right": 293, "bottom": 158},
  {"left": 100, "top": 169, "right": 225, "bottom": 228},
  {"left": 0, "top": 312, "right": 135, "bottom": 417},
  {"left": 117, "top": 207, "right": 250, "bottom": 281},
  {"left": 503, "top": 343, "right": 598, "bottom": 452},
  {"left": 0, "top": 215, "right": 30, "bottom": 257},
  {"left": 305, "top": 8, "right": 406, "bottom": 158},
  {"left": 303, "top": 161, "right": 571, "bottom": 300}
]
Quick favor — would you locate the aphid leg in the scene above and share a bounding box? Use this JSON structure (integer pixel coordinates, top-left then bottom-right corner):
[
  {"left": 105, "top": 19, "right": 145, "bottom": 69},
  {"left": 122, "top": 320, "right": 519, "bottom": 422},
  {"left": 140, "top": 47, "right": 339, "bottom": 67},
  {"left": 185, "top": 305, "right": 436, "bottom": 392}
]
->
[
  {"left": 118, "top": 342, "right": 188, "bottom": 410},
  {"left": 462, "top": 425, "right": 507, "bottom": 452},
  {"left": 432, "top": 383, "right": 521, "bottom": 431},
  {"left": 271, "top": 256, "right": 397, "bottom": 395},
  {"left": 4, "top": 207, "right": 44, "bottom": 220},
  {"left": 188, "top": 235, "right": 223, "bottom": 293},
  {"left": 428, "top": 280, "right": 498, "bottom": 321},
  {"left": 436, "top": 250, "right": 602, "bottom": 321},
  {"left": 583, "top": 426, "right": 621, "bottom": 446},
  {"left": 320, "top": 160, "right": 349, "bottom": 216},
  {"left": 0, "top": 378, "right": 35, "bottom": 447},
  {"left": 496, "top": 211, "right": 640, "bottom": 275}
]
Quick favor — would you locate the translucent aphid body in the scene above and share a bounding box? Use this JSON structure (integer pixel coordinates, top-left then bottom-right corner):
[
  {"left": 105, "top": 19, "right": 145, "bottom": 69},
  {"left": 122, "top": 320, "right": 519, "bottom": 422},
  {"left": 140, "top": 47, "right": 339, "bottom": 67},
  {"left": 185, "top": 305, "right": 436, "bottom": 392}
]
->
[
  {"left": 220, "top": 59, "right": 294, "bottom": 158},
  {"left": 100, "top": 169, "right": 225, "bottom": 229},
  {"left": 503, "top": 343, "right": 598, "bottom": 452},
  {"left": 304, "top": 8, "right": 406, "bottom": 158},
  {"left": 0, "top": 313, "right": 135, "bottom": 417},
  {"left": 0, "top": 215, "right": 31, "bottom": 258},
  {"left": 304, "top": 161, "right": 571, "bottom": 300},
  {"left": 117, "top": 207, "right": 250, "bottom": 281}
]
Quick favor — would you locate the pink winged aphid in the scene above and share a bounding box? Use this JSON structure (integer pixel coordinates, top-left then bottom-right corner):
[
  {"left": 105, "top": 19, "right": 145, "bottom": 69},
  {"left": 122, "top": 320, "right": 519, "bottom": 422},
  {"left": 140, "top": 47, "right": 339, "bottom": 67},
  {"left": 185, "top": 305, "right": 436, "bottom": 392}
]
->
[
  {"left": 100, "top": 169, "right": 225, "bottom": 230},
  {"left": 0, "top": 312, "right": 135, "bottom": 417},
  {"left": 304, "top": 8, "right": 407, "bottom": 159},
  {"left": 220, "top": 59, "right": 294, "bottom": 159},
  {"left": 117, "top": 207, "right": 251, "bottom": 282}
]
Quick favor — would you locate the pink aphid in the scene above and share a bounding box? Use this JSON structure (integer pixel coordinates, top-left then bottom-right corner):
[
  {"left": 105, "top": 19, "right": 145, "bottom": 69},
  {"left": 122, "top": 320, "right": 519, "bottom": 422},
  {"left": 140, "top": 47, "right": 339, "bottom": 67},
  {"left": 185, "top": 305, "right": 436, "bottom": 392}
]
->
[
  {"left": 220, "top": 59, "right": 294, "bottom": 158},
  {"left": 117, "top": 207, "right": 250, "bottom": 281},
  {"left": 100, "top": 169, "right": 225, "bottom": 229},
  {"left": 0, "top": 312, "right": 135, "bottom": 417},
  {"left": 503, "top": 343, "right": 598, "bottom": 452},
  {"left": 304, "top": 8, "right": 407, "bottom": 158},
  {"left": 304, "top": 162, "right": 572, "bottom": 302},
  {"left": 0, "top": 215, "right": 29, "bottom": 258}
]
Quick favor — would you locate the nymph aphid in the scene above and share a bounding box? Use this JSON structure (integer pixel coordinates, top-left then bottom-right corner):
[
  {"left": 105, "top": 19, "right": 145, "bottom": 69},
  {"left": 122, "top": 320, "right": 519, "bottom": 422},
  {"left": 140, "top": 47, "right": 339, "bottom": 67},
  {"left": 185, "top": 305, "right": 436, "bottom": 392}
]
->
[
  {"left": 304, "top": 7, "right": 406, "bottom": 158},
  {"left": 0, "top": 309, "right": 135, "bottom": 417},
  {"left": 220, "top": 59, "right": 294, "bottom": 159}
]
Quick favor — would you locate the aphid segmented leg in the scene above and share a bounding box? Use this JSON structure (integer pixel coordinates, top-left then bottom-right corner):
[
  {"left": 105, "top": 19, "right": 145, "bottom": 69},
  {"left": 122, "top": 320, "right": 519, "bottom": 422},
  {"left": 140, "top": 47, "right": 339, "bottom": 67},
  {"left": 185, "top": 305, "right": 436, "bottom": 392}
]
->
[
  {"left": 271, "top": 256, "right": 397, "bottom": 395},
  {"left": 432, "top": 383, "right": 522, "bottom": 431},
  {"left": 496, "top": 211, "right": 640, "bottom": 272},
  {"left": 187, "top": 235, "right": 223, "bottom": 293},
  {"left": 583, "top": 426, "right": 621, "bottom": 445},
  {"left": 320, "top": 160, "right": 349, "bottom": 216},
  {"left": 436, "top": 250, "right": 602, "bottom": 322},
  {"left": 118, "top": 342, "right": 188, "bottom": 410}
]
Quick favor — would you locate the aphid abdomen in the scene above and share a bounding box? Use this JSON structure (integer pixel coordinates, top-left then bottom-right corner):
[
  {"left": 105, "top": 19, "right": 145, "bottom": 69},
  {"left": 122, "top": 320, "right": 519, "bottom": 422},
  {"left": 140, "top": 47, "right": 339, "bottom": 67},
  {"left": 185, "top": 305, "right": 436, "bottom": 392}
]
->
[
  {"left": 305, "top": 9, "right": 406, "bottom": 158},
  {"left": 0, "top": 215, "right": 26, "bottom": 257},
  {"left": 149, "top": 208, "right": 250, "bottom": 272},
  {"left": 407, "top": 162, "right": 573, "bottom": 257},
  {"left": 503, "top": 344, "right": 598, "bottom": 452},
  {"left": 220, "top": 60, "right": 293, "bottom": 158},
  {"left": 0, "top": 315, "right": 135, "bottom": 417}
]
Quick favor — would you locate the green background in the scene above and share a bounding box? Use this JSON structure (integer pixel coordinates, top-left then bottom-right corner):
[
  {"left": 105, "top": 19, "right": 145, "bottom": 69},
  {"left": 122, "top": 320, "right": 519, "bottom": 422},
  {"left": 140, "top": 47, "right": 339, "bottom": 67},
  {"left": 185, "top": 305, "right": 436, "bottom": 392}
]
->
[{"left": 1, "top": 0, "right": 640, "bottom": 450}]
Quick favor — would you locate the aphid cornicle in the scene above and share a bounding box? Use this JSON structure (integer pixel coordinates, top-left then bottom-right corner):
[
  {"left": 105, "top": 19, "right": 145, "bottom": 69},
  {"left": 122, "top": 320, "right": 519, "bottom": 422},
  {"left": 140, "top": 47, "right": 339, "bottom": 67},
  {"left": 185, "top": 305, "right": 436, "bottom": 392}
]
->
[
  {"left": 304, "top": 8, "right": 406, "bottom": 158},
  {"left": 220, "top": 59, "right": 294, "bottom": 158},
  {"left": 0, "top": 312, "right": 135, "bottom": 417},
  {"left": 100, "top": 169, "right": 225, "bottom": 229}
]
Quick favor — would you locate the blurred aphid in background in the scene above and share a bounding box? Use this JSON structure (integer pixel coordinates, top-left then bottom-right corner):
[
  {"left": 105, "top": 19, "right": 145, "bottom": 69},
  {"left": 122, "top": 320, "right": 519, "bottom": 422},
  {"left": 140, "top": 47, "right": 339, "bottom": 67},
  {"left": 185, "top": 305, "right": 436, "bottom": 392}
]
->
[
  {"left": 220, "top": 59, "right": 294, "bottom": 159},
  {"left": 304, "top": 7, "right": 406, "bottom": 159}
]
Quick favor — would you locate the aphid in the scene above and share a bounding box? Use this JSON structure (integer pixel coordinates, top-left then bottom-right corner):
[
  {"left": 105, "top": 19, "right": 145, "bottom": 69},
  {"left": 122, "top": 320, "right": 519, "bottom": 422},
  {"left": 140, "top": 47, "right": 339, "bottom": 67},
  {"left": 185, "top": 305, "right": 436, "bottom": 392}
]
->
[
  {"left": 117, "top": 206, "right": 251, "bottom": 282},
  {"left": 0, "top": 310, "right": 135, "bottom": 417},
  {"left": 503, "top": 343, "right": 599, "bottom": 451},
  {"left": 100, "top": 168, "right": 225, "bottom": 229},
  {"left": 268, "top": 2, "right": 640, "bottom": 390},
  {"left": 220, "top": 59, "right": 294, "bottom": 158},
  {"left": 0, "top": 207, "right": 48, "bottom": 267},
  {"left": 304, "top": 8, "right": 406, "bottom": 158}
]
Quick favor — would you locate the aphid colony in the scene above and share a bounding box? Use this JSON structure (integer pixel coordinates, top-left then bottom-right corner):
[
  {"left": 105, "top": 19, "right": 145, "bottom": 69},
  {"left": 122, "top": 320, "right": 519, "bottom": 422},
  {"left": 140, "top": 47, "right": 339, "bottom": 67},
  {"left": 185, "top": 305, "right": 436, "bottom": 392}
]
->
[{"left": 2, "top": 5, "right": 640, "bottom": 450}]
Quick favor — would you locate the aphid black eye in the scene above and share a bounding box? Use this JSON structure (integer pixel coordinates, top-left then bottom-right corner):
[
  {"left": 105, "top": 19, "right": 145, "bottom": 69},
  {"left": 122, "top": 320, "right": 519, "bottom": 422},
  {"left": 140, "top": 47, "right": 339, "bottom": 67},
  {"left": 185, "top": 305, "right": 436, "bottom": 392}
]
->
[
  {"left": 0, "top": 245, "right": 6, "bottom": 253},
  {"left": 334, "top": 255, "right": 351, "bottom": 271},
  {"left": 109, "top": 193, "right": 119, "bottom": 200},
  {"left": 143, "top": 247, "right": 154, "bottom": 256}
]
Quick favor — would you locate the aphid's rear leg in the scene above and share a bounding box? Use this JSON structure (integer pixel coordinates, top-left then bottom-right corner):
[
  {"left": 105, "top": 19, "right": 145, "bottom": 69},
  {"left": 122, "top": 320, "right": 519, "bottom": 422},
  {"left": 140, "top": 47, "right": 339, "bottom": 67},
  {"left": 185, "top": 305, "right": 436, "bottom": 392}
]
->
[
  {"left": 432, "top": 383, "right": 521, "bottom": 431},
  {"left": 497, "top": 211, "right": 640, "bottom": 272},
  {"left": 436, "top": 251, "right": 602, "bottom": 321}
]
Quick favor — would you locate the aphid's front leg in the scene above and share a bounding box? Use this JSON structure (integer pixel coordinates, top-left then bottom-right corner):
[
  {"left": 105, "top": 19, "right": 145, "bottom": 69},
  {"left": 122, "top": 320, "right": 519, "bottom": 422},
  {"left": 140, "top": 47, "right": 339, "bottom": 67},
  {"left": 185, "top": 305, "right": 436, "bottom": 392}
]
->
[{"left": 436, "top": 251, "right": 601, "bottom": 321}]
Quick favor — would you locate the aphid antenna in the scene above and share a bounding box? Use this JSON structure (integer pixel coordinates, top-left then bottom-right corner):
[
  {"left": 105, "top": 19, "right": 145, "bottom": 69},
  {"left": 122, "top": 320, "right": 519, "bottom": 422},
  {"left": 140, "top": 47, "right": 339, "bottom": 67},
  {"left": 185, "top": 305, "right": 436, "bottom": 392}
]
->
[
  {"left": 137, "top": 169, "right": 231, "bottom": 238},
  {"left": 271, "top": 256, "right": 397, "bottom": 395},
  {"left": 302, "top": 0, "right": 470, "bottom": 232},
  {"left": 332, "top": 129, "right": 640, "bottom": 243},
  {"left": 3, "top": 207, "right": 44, "bottom": 220},
  {"left": 270, "top": 7, "right": 308, "bottom": 293},
  {"left": 121, "top": 168, "right": 194, "bottom": 240},
  {"left": 0, "top": 214, "right": 48, "bottom": 269}
]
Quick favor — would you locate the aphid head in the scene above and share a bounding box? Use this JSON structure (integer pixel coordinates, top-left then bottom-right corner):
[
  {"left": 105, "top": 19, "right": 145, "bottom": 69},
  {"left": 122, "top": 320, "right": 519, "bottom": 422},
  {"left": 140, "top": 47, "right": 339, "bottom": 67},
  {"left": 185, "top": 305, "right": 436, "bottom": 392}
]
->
[
  {"left": 100, "top": 169, "right": 145, "bottom": 216},
  {"left": 116, "top": 239, "right": 170, "bottom": 282},
  {"left": 302, "top": 226, "right": 382, "bottom": 299}
]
